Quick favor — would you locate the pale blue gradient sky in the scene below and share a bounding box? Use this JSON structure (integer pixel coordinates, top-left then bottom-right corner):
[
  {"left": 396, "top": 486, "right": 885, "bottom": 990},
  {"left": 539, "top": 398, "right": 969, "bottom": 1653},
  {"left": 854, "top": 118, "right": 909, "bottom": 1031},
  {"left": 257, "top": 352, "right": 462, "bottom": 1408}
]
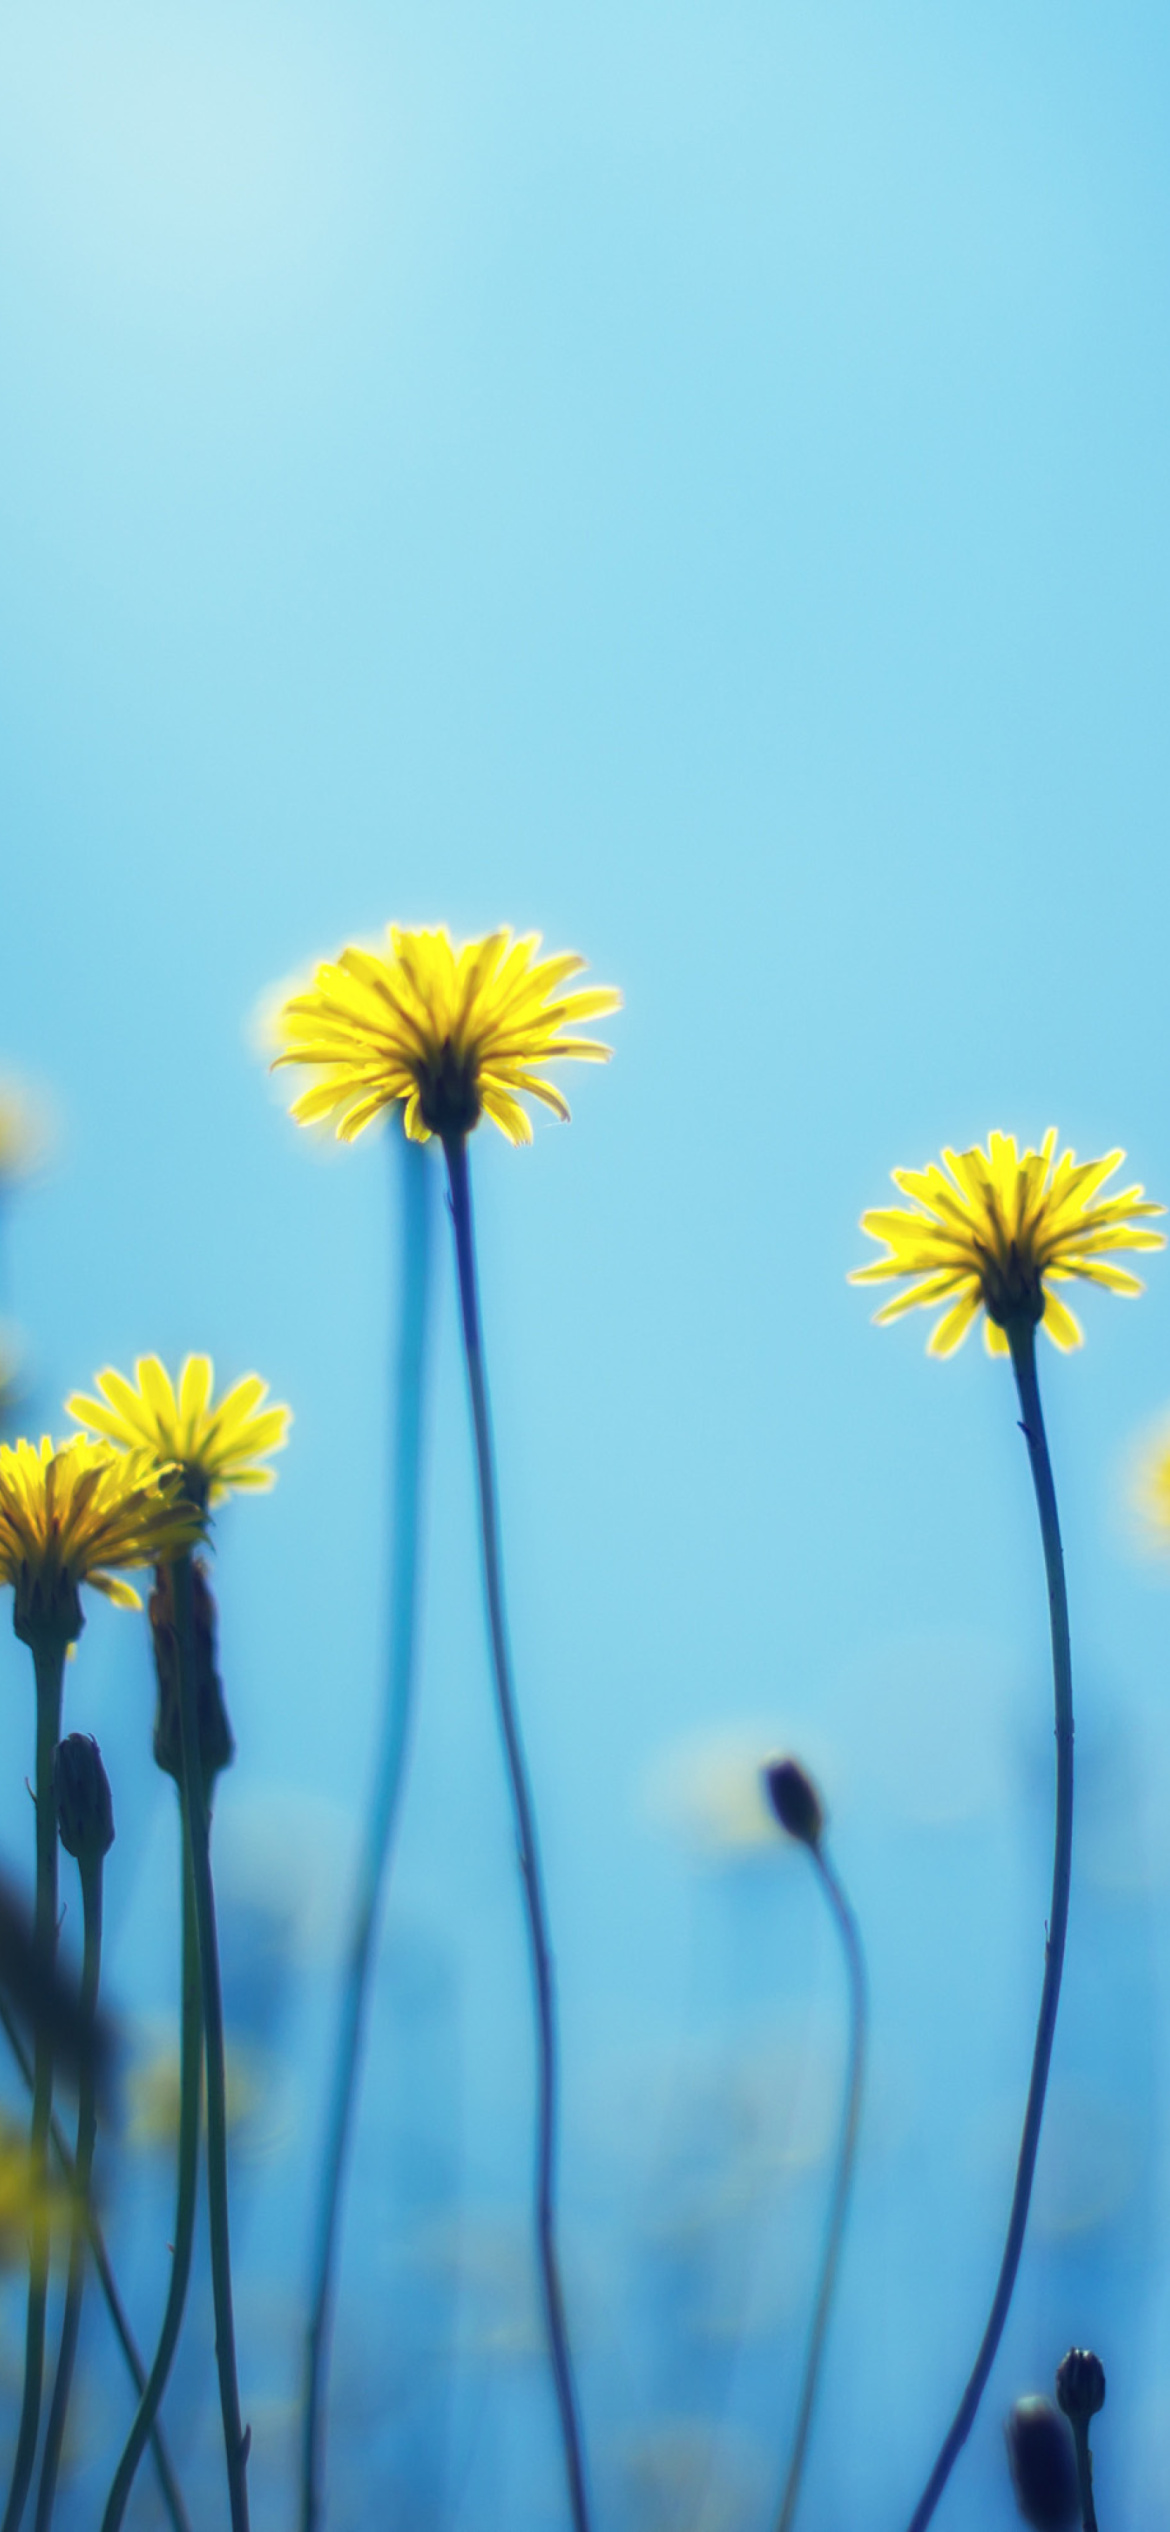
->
[{"left": 2, "top": 5, "right": 1170, "bottom": 2523}]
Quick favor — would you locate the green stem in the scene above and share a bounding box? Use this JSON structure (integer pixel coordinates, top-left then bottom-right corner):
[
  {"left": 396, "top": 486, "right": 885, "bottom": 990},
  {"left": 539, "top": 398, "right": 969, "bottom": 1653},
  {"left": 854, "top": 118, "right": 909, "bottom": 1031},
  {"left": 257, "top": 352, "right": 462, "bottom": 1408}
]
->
[
  {"left": 906, "top": 1319, "right": 1074, "bottom": 2529},
  {"left": 101, "top": 1817, "right": 202, "bottom": 2532},
  {"left": 443, "top": 1130, "right": 592, "bottom": 2532},
  {"left": 171, "top": 1550, "right": 250, "bottom": 2532},
  {"left": 35, "top": 1844, "right": 103, "bottom": 2530},
  {"left": 300, "top": 1125, "right": 432, "bottom": 2532},
  {"left": 0, "top": 1996, "right": 190, "bottom": 2532},
  {"left": 774, "top": 1842, "right": 866, "bottom": 2532},
  {"left": 2, "top": 1635, "right": 66, "bottom": 2532}
]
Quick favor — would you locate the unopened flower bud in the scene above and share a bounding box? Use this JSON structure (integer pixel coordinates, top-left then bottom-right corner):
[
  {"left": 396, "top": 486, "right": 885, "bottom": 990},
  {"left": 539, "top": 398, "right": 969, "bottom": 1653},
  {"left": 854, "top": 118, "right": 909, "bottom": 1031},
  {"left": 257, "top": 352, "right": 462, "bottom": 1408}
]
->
[
  {"left": 1055, "top": 2347, "right": 1105, "bottom": 2424},
  {"left": 1005, "top": 2397, "right": 1078, "bottom": 2529},
  {"left": 150, "top": 1558, "right": 234, "bottom": 1795},
  {"left": 762, "top": 1756, "right": 825, "bottom": 1848},
  {"left": 53, "top": 1735, "right": 114, "bottom": 1863}
]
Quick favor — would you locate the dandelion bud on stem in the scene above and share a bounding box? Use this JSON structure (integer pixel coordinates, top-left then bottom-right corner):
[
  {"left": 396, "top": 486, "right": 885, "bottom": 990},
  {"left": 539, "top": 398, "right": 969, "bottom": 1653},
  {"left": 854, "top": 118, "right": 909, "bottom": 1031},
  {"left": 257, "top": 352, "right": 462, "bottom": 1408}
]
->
[
  {"left": 1055, "top": 2348, "right": 1105, "bottom": 2425},
  {"left": 53, "top": 1735, "right": 114, "bottom": 1864},
  {"left": 763, "top": 1754, "right": 865, "bottom": 2532},
  {"left": 762, "top": 1756, "right": 825, "bottom": 1848},
  {"left": 1055, "top": 2348, "right": 1105, "bottom": 2532},
  {"left": 150, "top": 1559, "right": 234, "bottom": 1795}
]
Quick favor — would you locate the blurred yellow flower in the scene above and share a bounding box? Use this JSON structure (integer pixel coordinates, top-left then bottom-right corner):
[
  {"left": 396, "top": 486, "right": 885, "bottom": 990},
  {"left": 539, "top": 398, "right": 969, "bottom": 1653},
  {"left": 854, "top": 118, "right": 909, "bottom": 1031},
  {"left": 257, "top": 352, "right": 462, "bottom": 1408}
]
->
[
  {"left": 67, "top": 1357, "right": 290, "bottom": 1512},
  {"left": 129, "top": 2036, "right": 260, "bottom": 2151},
  {"left": 0, "top": 1437, "right": 199, "bottom": 1638},
  {"left": 1129, "top": 1413, "right": 1170, "bottom": 1554},
  {"left": 272, "top": 923, "right": 620, "bottom": 1146},
  {"left": 852, "top": 1130, "right": 1165, "bottom": 1357},
  {"left": 0, "top": 1078, "right": 50, "bottom": 1184},
  {"left": 0, "top": 2115, "right": 67, "bottom": 2265}
]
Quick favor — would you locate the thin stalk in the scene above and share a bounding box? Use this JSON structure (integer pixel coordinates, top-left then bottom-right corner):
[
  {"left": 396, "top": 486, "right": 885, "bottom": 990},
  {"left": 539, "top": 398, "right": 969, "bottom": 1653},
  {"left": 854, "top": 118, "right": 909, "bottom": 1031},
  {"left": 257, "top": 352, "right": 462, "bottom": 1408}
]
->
[
  {"left": 1070, "top": 2416, "right": 1099, "bottom": 2532},
  {"left": 171, "top": 1549, "right": 250, "bottom": 2532},
  {"left": 774, "top": 1841, "right": 866, "bottom": 2532},
  {"left": 443, "top": 1130, "right": 592, "bottom": 2532},
  {"left": 101, "top": 1821, "right": 202, "bottom": 2532},
  {"left": 2, "top": 1635, "right": 67, "bottom": 2532},
  {"left": 0, "top": 1995, "right": 190, "bottom": 2532},
  {"left": 300, "top": 1124, "right": 432, "bottom": 2532},
  {"left": 36, "top": 1841, "right": 103, "bottom": 2530},
  {"left": 906, "top": 1318, "right": 1074, "bottom": 2531}
]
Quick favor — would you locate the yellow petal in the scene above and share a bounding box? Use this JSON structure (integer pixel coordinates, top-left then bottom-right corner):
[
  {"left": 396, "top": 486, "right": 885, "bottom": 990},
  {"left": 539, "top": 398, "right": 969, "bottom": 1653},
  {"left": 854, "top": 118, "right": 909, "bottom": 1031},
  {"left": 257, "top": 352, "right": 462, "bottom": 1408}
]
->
[
  {"left": 136, "top": 1359, "right": 179, "bottom": 1434},
  {"left": 927, "top": 1290, "right": 981, "bottom": 1356},
  {"left": 178, "top": 1357, "right": 213, "bottom": 1431},
  {"left": 1040, "top": 1289, "right": 1084, "bottom": 1350},
  {"left": 871, "top": 1271, "right": 973, "bottom": 1323}
]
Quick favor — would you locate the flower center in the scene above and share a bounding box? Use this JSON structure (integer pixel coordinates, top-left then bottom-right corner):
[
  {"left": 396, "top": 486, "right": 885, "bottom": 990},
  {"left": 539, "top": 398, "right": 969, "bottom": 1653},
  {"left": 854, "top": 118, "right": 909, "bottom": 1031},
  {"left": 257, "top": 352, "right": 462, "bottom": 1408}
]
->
[
  {"left": 978, "top": 1234, "right": 1045, "bottom": 1329},
  {"left": 416, "top": 1037, "right": 483, "bottom": 1138}
]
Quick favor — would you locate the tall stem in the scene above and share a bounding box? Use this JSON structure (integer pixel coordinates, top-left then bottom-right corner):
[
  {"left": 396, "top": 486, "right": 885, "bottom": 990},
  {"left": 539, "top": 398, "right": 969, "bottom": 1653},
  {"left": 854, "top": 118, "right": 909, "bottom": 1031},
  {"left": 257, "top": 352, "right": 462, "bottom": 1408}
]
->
[
  {"left": 300, "top": 1124, "right": 432, "bottom": 2532},
  {"left": 906, "top": 1320, "right": 1074, "bottom": 2530},
  {"left": 2, "top": 1634, "right": 66, "bottom": 2532},
  {"left": 443, "top": 1131, "right": 592, "bottom": 2532},
  {"left": 774, "top": 1843, "right": 866, "bottom": 2532},
  {"left": 36, "top": 1844, "right": 103, "bottom": 2530},
  {"left": 1070, "top": 2417, "right": 1099, "bottom": 2532},
  {"left": 171, "top": 1551, "right": 250, "bottom": 2532},
  {"left": 101, "top": 1818, "right": 202, "bottom": 2532},
  {"left": 0, "top": 1997, "right": 190, "bottom": 2532}
]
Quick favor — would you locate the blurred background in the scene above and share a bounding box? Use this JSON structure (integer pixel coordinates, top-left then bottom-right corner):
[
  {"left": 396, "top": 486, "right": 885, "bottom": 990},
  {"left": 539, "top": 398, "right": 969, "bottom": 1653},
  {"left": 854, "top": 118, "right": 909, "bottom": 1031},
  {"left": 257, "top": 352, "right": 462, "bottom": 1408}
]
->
[{"left": 1, "top": 0, "right": 1170, "bottom": 2522}]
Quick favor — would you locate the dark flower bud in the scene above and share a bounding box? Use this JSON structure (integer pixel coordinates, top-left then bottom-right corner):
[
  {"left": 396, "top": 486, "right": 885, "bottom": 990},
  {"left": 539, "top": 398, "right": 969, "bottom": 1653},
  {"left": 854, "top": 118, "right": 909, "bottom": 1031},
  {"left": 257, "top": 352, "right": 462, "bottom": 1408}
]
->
[
  {"left": 1005, "top": 2397, "right": 1079, "bottom": 2529},
  {"left": 150, "top": 1558, "right": 234, "bottom": 1796},
  {"left": 1055, "top": 2347, "right": 1105, "bottom": 2424},
  {"left": 762, "top": 1756, "right": 825, "bottom": 1848},
  {"left": 53, "top": 1735, "right": 114, "bottom": 1863}
]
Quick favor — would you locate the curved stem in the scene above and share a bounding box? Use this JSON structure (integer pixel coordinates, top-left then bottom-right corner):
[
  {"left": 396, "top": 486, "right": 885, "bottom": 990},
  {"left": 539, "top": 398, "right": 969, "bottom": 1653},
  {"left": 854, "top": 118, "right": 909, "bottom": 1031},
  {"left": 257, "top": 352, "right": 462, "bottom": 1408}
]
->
[
  {"left": 300, "top": 1124, "right": 432, "bottom": 2532},
  {"left": 171, "top": 1551, "right": 250, "bottom": 2532},
  {"left": 906, "top": 1320, "right": 1074, "bottom": 2530},
  {"left": 443, "top": 1131, "right": 592, "bottom": 2532},
  {"left": 2, "top": 1636, "right": 66, "bottom": 2532},
  {"left": 101, "top": 1817, "right": 202, "bottom": 2532},
  {"left": 36, "top": 1844, "right": 103, "bottom": 2530},
  {"left": 774, "top": 1842, "right": 866, "bottom": 2532},
  {"left": 0, "top": 1998, "right": 191, "bottom": 2532}
]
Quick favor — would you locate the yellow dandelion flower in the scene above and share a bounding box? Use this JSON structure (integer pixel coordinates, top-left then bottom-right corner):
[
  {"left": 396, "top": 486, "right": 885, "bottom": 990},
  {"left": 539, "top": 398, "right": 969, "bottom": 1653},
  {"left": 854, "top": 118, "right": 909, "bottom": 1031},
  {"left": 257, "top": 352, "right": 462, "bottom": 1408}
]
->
[
  {"left": 66, "top": 1357, "right": 290, "bottom": 1513},
  {"left": 271, "top": 923, "right": 621, "bottom": 1147},
  {"left": 0, "top": 1437, "right": 200, "bottom": 1641},
  {"left": 851, "top": 1129, "right": 1165, "bottom": 1357}
]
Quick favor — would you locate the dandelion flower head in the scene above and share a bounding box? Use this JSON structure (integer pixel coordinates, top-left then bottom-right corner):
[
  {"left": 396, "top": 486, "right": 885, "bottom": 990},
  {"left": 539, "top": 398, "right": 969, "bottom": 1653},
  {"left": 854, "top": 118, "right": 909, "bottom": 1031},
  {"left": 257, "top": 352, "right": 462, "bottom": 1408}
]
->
[
  {"left": 851, "top": 1130, "right": 1165, "bottom": 1357},
  {"left": 0, "top": 1436, "right": 200, "bottom": 1640},
  {"left": 67, "top": 1357, "right": 290, "bottom": 1513},
  {"left": 272, "top": 923, "right": 621, "bottom": 1147}
]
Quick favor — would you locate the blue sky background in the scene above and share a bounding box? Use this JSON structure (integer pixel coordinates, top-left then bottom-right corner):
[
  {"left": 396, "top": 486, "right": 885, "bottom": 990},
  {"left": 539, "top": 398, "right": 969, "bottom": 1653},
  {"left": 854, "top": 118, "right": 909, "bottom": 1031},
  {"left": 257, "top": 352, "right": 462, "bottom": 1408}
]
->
[{"left": 2, "top": 3, "right": 1170, "bottom": 2524}]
